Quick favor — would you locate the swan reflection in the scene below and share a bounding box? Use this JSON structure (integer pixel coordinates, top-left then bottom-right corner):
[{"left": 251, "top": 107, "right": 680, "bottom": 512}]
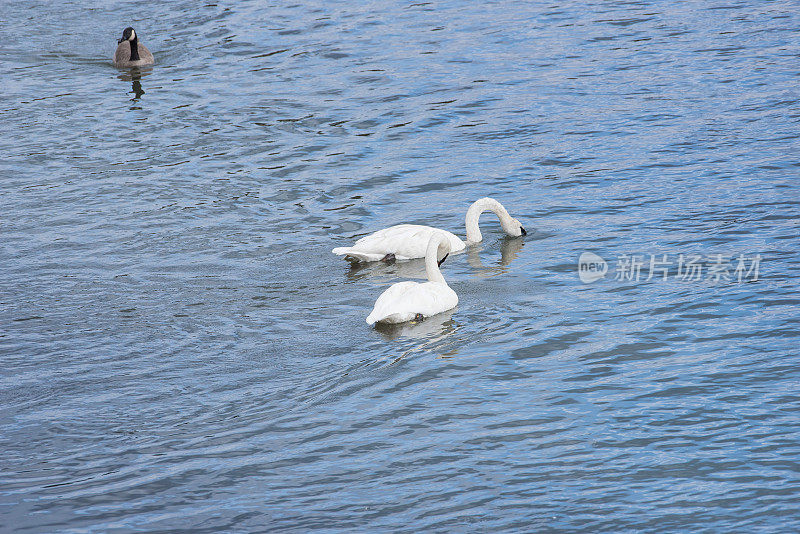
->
[
  {"left": 345, "top": 257, "right": 431, "bottom": 283},
  {"left": 345, "top": 234, "right": 527, "bottom": 283},
  {"left": 374, "top": 308, "right": 457, "bottom": 341},
  {"left": 466, "top": 236, "right": 525, "bottom": 277}
]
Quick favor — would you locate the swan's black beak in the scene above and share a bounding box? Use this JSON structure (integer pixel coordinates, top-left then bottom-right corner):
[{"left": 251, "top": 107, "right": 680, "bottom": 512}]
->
[
  {"left": 520, "top": 227, "right": 527, "bottom": 236},
  {"left": 438, "top": 253, "right": 449, "bottom": 267}
]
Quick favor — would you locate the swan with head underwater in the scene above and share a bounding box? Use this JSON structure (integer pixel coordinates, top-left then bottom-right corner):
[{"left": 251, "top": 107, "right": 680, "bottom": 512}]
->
[
  {"left": 113, "top": 27, "right": 154, "bottom": 68},
  {"left": 333, "top": 197, "right": 526, "bottom": 263},
  {"left": 366, "top": 232, "right": 458, "bottom": 325}
]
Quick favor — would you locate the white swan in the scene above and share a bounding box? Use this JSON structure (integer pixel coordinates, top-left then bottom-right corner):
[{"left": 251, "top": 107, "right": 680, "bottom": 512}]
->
[
  {"left": 333, "top": 197, "right": 525, "bottom": 263},
  {"left": 366, "top": 233, "right": 458, "bottom": 325}
]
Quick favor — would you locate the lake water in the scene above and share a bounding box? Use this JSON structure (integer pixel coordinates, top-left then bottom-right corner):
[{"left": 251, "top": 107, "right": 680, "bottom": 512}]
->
[{"left": 2, "top": 0, "right": 799, "bottom": 531}]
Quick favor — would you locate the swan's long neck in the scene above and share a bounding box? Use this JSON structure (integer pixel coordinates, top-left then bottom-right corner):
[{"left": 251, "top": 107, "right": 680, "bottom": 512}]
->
[
  {"left": 129, "top": 36, "right": 141, "bottom": 61},
  {"left": 464, "top": 197, "right": 512, "bottom": 242},
  {"left": 425, "top": 234, "right": 449, "bottom": 285}
]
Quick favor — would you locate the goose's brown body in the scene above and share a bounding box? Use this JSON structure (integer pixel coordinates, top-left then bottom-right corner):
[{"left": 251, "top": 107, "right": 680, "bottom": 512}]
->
[{"left": 113, "top": 28, "right": 154, "bottom": 68}]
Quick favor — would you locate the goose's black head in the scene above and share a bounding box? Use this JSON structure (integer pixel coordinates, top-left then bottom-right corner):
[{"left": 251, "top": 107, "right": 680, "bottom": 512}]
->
[{"left": 118, "top": 27, "right": 136, "bottom": 44}]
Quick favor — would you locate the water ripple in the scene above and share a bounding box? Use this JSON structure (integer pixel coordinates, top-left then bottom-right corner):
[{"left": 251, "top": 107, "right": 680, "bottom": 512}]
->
[{"left": 2, "top": 0, "right": 800, "bottom": 532}]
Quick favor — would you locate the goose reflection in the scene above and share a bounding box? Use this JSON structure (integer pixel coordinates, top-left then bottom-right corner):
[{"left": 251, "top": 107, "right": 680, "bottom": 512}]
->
[
  {"left": 466, "top": 235, "right": 525, "bottom": 277},
  {"left": 117, "top": 66, "right": 152, "bottom": 101}
]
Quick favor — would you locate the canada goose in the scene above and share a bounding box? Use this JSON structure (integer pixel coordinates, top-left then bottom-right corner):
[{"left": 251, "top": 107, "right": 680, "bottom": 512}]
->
[
  {"left": 113, "top": 27, "right": 154, "bottom": 68},
  {"left": 333, "top": 197, "right": 526, "bottom": 263}
]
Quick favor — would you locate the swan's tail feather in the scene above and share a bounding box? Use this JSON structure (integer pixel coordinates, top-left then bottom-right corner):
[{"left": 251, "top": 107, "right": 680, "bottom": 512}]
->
[
  {"left": 332, "top": 247, "right": 383, "bottom": 263},
  {"left": 367, "top": 311, "right": 414, "bottom": 325}
]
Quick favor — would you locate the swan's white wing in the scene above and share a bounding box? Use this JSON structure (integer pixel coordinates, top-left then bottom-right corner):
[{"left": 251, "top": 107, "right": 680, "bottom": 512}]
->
[
  {"left": 335, "top": 224, "right": 465, "bottom": 262},
  {"left": 366, "top": 281, "right": 458, "bottom": 325},
  {"left": 410, "top": 282, "right": 458, "bottom": 319},
  {"left": 367, "top": 281, "right": 419, "bottom": 324}
]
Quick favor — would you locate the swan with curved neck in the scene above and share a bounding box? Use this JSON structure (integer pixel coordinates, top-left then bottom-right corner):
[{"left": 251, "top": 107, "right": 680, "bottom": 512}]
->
[
  {"left": 464, "top": 197, "right": 523, "bottom": 242},
  {"left": 366, "top": 233, "right": 458, "bottom": 325},
  {"left": 334, "top": 197, "right": 525, "bottom": 263}
]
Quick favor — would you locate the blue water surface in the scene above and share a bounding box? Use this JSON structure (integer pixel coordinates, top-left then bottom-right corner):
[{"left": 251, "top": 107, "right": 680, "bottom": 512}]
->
[{"left": 1, "top": 0, "right": 799, "bottom": 531}]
